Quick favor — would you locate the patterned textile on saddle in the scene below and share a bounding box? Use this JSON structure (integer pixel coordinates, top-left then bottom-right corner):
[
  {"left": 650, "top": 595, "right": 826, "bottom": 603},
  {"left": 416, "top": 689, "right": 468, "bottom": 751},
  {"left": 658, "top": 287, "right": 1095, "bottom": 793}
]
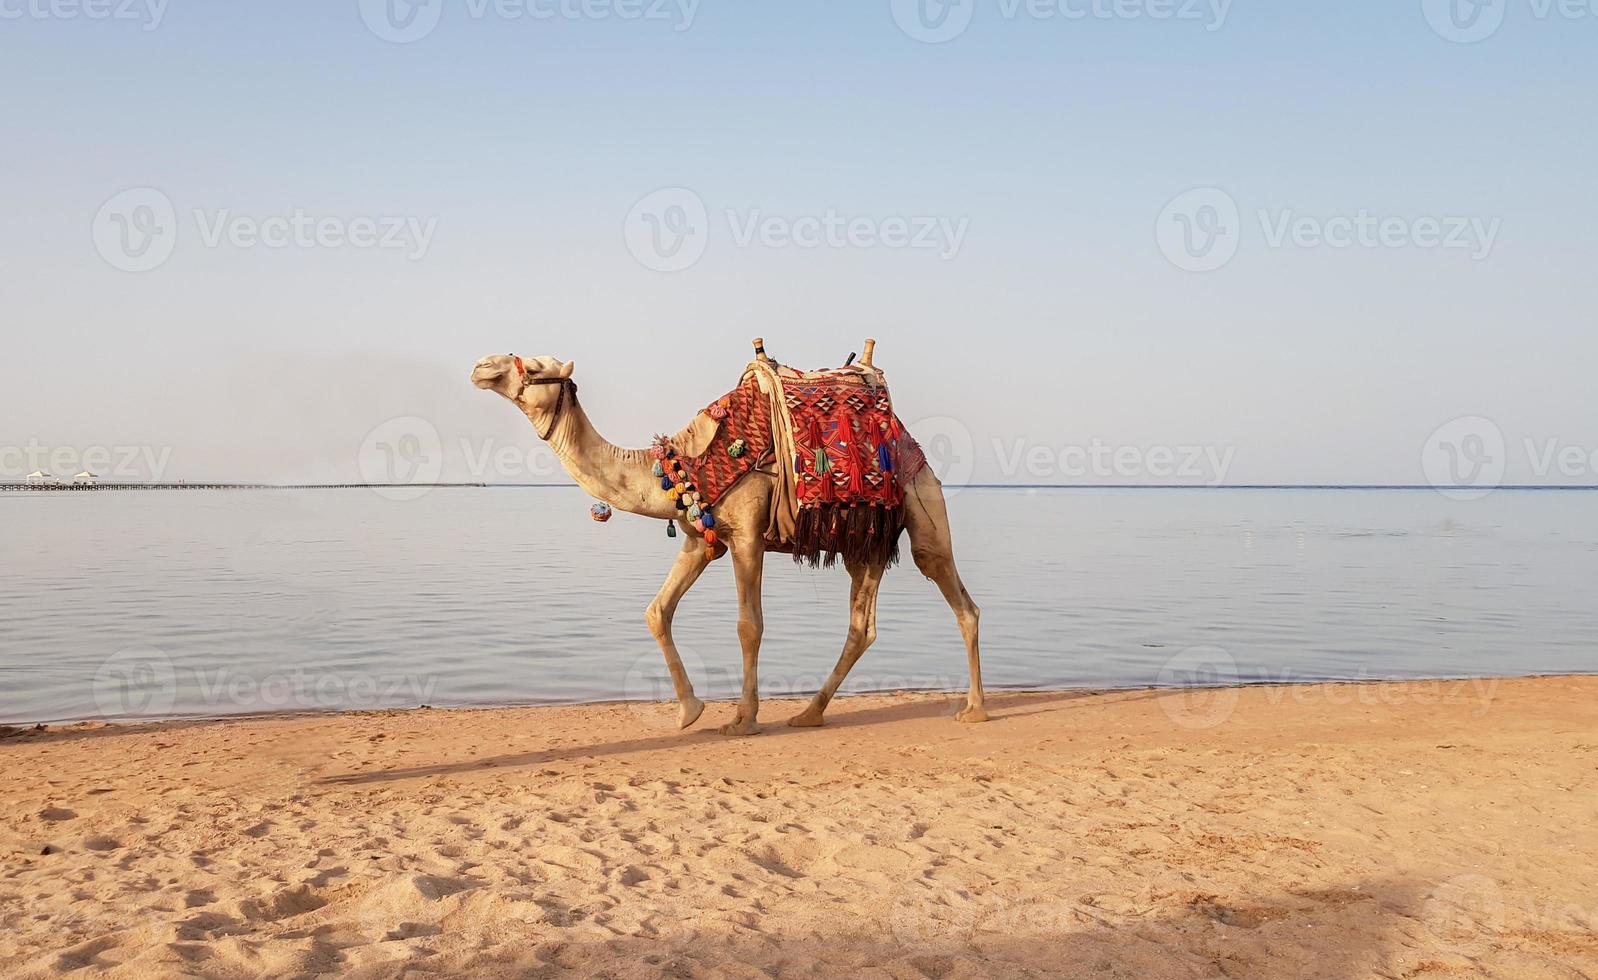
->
[
  {"left": 669, "top": 361, "right": 926, "bottom": 568},
  {"left": 669, "top": 378, "right": 776, "bottom": 508},
  {"left": 778, "top": 365, "right": 926, "bottom": 568}
]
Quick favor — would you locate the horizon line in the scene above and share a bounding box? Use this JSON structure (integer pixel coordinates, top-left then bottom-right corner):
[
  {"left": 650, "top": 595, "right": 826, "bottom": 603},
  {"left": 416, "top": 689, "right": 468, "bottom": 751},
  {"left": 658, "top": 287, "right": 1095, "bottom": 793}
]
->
[{"left": 5, "top": 482, "right": 1597, "bottom": 492}]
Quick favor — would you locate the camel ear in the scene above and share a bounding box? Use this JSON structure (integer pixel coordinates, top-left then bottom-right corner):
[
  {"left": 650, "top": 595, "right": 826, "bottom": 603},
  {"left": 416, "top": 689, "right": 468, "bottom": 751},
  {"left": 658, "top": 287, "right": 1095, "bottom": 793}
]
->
[{"left": 558, "top": 359, "right": 575, "bottom": 379}]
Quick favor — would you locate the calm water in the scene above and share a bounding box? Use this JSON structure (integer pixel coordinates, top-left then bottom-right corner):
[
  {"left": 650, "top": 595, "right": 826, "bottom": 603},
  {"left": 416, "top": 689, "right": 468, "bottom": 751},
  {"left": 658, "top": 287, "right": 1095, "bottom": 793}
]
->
[{"left": 2, "top": 488, "right": 1595, "bottom": 725}]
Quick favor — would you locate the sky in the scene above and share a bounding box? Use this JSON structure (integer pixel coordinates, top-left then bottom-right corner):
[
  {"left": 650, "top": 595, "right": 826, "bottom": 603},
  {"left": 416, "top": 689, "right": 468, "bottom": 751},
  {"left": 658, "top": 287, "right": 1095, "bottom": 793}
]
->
[{"left": 2, "top": 0, "right": 1594, "bottom": 487}]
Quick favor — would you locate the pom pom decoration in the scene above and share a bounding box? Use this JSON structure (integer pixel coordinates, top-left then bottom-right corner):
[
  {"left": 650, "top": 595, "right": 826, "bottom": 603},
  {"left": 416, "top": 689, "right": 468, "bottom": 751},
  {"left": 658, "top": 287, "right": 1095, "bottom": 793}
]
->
[
  {"left": 727, "top": 439, "right": 746, "bottom": 458},
  {"left": 648, "top": 430, "right": 726, "bottom": 562},
  {"left": 590, "top": 502, "right": 613, "bottom": 523},
  {"left": 707, "top": 402, "right": 728, "bottom": 420}
]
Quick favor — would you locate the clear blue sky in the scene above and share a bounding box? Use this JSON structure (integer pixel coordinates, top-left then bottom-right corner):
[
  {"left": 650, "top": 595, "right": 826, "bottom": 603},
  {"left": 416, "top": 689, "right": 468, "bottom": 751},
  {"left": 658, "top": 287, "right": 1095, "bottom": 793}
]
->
[{"left": 3, "top": 1, "right": 1593, "bottom": 484}]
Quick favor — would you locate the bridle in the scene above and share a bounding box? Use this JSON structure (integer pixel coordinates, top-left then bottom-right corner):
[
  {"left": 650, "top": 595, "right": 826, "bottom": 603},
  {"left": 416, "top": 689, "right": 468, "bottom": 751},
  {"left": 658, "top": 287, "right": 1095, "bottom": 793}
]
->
[{"left": 512, "top": 355, "right": 576, "bottom": 441}]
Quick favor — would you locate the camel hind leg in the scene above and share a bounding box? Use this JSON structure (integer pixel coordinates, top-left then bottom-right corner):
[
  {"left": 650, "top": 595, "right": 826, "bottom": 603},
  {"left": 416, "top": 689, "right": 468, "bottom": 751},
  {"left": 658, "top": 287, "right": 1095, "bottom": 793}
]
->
[
  {"left": 902, "top": 468, "right": 988, "bottom": 723},
  {"left": 788, "top": 560, "right": 886, "bottom": 727}
]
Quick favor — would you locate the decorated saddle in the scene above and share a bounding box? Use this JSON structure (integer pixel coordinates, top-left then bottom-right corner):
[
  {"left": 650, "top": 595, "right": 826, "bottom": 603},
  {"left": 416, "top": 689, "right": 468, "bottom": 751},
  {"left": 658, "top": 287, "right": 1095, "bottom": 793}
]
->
[{"left": 653, "top": 342, "right": 925, "bottom": 568}]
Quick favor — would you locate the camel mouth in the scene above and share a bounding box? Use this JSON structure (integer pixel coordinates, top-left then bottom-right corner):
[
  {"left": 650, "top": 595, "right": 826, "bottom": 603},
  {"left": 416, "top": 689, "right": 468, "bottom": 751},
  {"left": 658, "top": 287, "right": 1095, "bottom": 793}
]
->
[{"left": 471, "top": 364, "right": 507, "bottom": 389}]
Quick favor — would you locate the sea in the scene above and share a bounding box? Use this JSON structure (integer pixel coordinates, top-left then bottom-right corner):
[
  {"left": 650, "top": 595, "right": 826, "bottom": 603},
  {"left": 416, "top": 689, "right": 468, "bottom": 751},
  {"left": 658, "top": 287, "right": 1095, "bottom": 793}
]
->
[{"left": 2, "top": 487, "right": 1594, "bottom": 725}]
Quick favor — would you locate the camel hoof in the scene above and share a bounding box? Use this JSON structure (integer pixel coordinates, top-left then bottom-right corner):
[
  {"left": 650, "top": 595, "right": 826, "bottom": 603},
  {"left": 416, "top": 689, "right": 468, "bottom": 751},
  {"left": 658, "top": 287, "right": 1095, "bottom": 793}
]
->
[
  {"left": 956, "top": 704, "right": 989, "bottom": 724},
  {"left": 678, "top": 696, "right": 705, "bottom": 730},
  {"left": 717, "top": 720, "right": 760, "bottom": 737},
  {"left": 787, "top": 710, "right": 824, "bottom": 728}
]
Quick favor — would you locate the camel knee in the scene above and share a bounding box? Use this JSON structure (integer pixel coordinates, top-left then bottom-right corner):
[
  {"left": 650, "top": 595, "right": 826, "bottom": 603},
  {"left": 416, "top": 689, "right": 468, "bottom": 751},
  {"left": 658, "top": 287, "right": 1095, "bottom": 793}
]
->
[
  {"left": 737, "top": 617, "right": 763, "bottom": 647},
  {"left": 845, "top": 622, "right": 876, "bottom": 655},
  {"left": 956, "top": 599, "right": 980, "bottom": 636},
  {"left": 645, "top": 602, "right": 670, "bottom": 639}
]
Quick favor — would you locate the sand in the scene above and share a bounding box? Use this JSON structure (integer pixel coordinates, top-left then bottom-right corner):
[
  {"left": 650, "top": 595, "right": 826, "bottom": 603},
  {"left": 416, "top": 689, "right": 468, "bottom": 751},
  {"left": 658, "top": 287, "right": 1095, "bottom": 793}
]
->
[{"left": 2, "top": 676, "right": 1595, "bottom": 979}]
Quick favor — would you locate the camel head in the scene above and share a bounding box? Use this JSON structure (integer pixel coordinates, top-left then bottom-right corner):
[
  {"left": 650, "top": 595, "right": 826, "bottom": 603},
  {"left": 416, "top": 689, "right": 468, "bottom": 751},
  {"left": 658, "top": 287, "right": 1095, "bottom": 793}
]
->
[{"left": 470, "top": 353, "right": 576, "bottom": 412}]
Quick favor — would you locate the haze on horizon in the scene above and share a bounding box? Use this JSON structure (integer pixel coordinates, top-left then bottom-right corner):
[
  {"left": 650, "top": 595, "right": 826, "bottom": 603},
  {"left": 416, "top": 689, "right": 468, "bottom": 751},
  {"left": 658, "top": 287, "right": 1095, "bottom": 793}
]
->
[{"left": 4, "top": 2, "right": 1593, "bottom": 489}]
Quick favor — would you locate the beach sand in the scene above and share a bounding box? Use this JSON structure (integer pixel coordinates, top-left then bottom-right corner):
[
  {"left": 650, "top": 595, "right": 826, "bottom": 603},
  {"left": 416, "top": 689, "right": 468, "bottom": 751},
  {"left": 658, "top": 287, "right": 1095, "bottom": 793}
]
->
[{"left": 2, "top": 676, "right": 1595, "bottom": 978}]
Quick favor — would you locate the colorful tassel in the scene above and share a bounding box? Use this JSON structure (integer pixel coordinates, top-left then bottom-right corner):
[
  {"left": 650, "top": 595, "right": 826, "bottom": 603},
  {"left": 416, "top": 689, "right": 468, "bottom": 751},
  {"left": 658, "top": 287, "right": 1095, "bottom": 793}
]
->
[
  {"left": 660, "top": 475, "right": 674, "bottom": 490},
  {"left": 844, "top": 427, "right": 866, "bottom": 496},
  {"left": 701, "top": 511, "right": 715, "bottom": 529},
  {"left": 652, "top": 460, "right": 665, "bottom": 477},
  {"left": 666, "top": 522, "right": 677, "bottom": 538}
]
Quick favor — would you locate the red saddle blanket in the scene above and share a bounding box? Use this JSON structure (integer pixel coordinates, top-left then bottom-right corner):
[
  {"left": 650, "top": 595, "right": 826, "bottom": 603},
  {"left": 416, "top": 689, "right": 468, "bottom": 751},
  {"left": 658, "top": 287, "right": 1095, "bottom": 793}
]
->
[{"left": 674, "top": 366, "right": 925, "bottom": 568}]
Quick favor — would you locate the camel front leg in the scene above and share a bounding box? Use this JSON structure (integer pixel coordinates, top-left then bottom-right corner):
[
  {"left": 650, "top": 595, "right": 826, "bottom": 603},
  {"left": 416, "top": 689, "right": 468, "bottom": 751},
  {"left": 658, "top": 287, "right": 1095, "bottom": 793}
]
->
[
  {"left": 719, "top": 538, "right": 765, "bottom": 736},
  {"left": 644, "top": 534, "right": 712, "bottom": 729},
  {"left": 788, "top": 561, "right": 885, "bottom": 727}
]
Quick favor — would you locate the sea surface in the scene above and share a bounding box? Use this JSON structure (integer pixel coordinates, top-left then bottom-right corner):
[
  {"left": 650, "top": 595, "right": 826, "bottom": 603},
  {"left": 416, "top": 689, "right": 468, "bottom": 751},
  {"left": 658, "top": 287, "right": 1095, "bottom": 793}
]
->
[{"left": 2, "top": 488, "right": 1595, "bottom": 725}]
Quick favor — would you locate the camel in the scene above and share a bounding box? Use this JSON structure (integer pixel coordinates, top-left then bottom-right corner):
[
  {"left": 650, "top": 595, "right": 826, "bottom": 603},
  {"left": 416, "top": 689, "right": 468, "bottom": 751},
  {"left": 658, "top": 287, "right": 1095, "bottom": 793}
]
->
[{"left": 470, "top": 347, "right": 987, "bottom": 736}]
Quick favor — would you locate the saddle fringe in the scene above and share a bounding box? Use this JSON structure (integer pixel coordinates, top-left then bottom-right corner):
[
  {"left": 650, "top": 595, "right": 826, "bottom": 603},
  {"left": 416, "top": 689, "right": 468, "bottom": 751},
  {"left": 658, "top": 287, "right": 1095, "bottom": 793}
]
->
[{"left": 790, "top": 503, "right": 905, "bottom": 569}]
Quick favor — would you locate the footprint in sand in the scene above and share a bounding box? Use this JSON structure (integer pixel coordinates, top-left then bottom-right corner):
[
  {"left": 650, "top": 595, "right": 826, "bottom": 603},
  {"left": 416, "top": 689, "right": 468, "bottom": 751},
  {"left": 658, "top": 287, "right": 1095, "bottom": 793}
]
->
[{"left": 40, "top": 807, "right": 78, "bottom": 822}]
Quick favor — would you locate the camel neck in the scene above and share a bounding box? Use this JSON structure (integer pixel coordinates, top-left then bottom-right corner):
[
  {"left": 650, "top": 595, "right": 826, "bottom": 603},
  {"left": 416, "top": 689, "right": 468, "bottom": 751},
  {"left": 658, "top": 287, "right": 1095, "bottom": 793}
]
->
[{"left": 526, "top": 394, "right": 674, "bottom": 519}]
